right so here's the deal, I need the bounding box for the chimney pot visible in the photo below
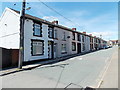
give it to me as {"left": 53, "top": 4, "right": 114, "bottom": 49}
{"left": 89, "top": 34, "right": 92, "bottom": 36}
{"left": 52, "top": 20, "right": 58, "bottom": 25}
{"left": 83, "top": 32, "right": 86, "bottom": 34}
{"left": 72, "top": 28, "right": 76, "bottom": 31}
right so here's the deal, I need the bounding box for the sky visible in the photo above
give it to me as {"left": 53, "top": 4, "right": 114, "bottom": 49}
{"left": 0, "top": 1, "right": 118, "bottom": 41}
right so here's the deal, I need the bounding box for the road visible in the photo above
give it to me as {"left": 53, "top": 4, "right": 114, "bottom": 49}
{"left": 2, "top": 46, "right": 118, "bottom": 88}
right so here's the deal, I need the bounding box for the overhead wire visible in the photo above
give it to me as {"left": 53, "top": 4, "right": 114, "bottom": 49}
{"left": 38, "top": 0, "right": 85, "bottom": 31}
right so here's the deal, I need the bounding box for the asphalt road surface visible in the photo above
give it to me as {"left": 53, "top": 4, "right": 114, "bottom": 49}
{"left": 2, "top": 46, "right": 118, "bottom": 88}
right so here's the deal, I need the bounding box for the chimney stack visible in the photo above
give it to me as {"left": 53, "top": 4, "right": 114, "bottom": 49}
{"left": 83, "top": 32, "right": 86, "bottom": 34}
{"left": 52, "top": 20, "right": 58, "bottom": 25}
{"left": 72, "top": 28, "right": 76, "bottom": 31}
{"left": 89, "top": 34, "right": 92, "bottom": 36}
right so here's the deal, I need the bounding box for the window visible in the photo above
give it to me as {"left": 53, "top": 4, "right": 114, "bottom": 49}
{"left": 48, "top": 26, "right": 54, "bottom": 38}
{"left": 92, "top": 38, "right": 93, "bottom": 42}
{"left": 90, "top": 37, "right": 91, "bottom": 42}
{"left": 82, "top": 43, "right": 85, "bottom": 51}
{"left": 61, "top": 44, "right": 67, "bottom": 53}
{"left": 31, "top": 40, "right": 44, "bottom": 56}
{"left": 72, "top": 32, "right": 75, "bottom": 40}
{"left": 77, "top": 34, "right": 81, "bottom": 41}
{"left": 90, "top": 37, "right": 93, "bottom": 43}
{"left": 94, "top": 38, "right": 96, "bottom": 42}
{"left": 96, "top": 39, "right": 98, "bottom": 43}
{"left": 100, "top": 40, "right": 101, "bottom": 43}
{"left": 33, "top": 23, "right": 42, "bottom": 37}
{"left": 54, "top": 29, "right": 57, "bottom": 39}
{"left": 72, "top": 42, "right": 76, "bottom": 51}
{"left": 82, "top": 35, "right": 84, "bottom": 42}
{"left": 62, "top": 32, "right": 66, "bottom": 40}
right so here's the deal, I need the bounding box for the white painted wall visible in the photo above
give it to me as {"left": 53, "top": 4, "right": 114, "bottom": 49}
{"left": 0, "top": 8, "right": 20, "bottom": 49}
{"left": 24, "top": 19, "right": 50, "bottom": 61}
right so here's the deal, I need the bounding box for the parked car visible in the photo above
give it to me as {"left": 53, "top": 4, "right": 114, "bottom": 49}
{"left": 107, "top": 46, "right": 109, "bottom": 48}
{"left": 109, "top": 45, "right": 112, "bottom": 48}
{"left": 103, "top": 46, "right": 108, "bottom": 49}
{"left": 107, "top": 45, "right": 112, "bottom": 48}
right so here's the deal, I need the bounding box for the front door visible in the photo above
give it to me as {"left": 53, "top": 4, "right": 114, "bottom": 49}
{"left": 48, "top": 41, "right": 54, "bottom": 59}
{"left": 77, "top": 43, "right": 81, "bottom": 54}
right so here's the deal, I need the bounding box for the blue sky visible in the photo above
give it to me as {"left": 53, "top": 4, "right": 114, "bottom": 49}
{"left": 0, "top": 2, "right": 118, "bottom": 40}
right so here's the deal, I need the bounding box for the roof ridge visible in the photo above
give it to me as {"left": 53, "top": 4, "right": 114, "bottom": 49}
{"left": 9, "top": 8, "right": 104, "bottom": 39}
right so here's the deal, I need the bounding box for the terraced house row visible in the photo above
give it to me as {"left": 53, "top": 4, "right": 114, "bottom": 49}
{"left": 0, "top": 8, "right": 107, "bottom": 66}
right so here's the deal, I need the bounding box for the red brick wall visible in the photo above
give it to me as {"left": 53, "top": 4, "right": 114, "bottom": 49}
{"left": 11, "top": 50, "right": 19, "bottom": 66}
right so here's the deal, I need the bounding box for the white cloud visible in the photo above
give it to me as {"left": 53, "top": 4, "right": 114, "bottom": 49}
{"left": 42, "top": 16, "right": 59, "bottom": 21}
{"left": 89, "top": 31, "right": 118, "bottom": 40}
{"left": 28, "top": 2, "right": 118, "bottom": 40}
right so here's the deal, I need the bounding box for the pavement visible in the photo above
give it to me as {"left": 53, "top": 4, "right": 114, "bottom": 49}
{"left": 99, "top": 46, "right": 118, "bottom": 88}
{"left": 1, "top": 46, "right": 118, "bottom": 88}
{"left": 1, "top": 53, "right": 81, "bottom": 76}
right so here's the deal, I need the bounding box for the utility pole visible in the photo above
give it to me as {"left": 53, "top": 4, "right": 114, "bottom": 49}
{"left": 18, "top": 0, "right": 26, "bottom": 69}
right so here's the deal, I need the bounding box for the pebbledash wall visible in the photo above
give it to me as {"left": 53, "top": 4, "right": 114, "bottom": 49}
{"left": 0, "top": 8, "right": 107, "bottom": 63}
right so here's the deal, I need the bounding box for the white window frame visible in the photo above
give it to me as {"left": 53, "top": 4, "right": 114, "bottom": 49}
{"left": 72, "top": 42, "right": 76, "bottom": 51}
{"left": 54, "top": 29, "right": 57, "bottom": 39}
{"left": 31, "top": 40, "right": 44, "bottom": 56}
{"left": 33, "top": 23, "right": 42, "bottom": 37}
{"left": 61, "top": 44, "right": 67, "bottom": 53}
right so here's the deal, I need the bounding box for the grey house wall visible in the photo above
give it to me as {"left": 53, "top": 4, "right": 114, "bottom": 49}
{"left": 54, "top": 27, "right": 72, "bottom": 58}
{"left": 53, "top": 27, "right": 84, "bottom": 58}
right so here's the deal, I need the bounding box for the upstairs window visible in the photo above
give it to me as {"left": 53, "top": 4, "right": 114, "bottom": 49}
{"left": 99, "top": 40, "right": 101, "bottom": 43}
{"left": 90, "top": 37, "right": 92, "bottom": 42}
{"left": 33, "top": 23, "right": 42, "bottom": 37}
{"left": 94, "top": 38, "right": 96, "bottom": 42}
{"left": 82, "top": 35, "right": 84, "bottom": 42}
{"left": 95, "top": 39, "right": 97, "bottom": 43}
{"left": 72, "top": 32, "right": 75, "bottom": 40}
{"left": 54, "top": 29, "right": 57, "bottom": 39}
{"left": 90, "top": 38, "right": 93, "bottom": 43}
{"left": 48, "top": 26, "right": 54, "bottom": 38}
{"left": 62, "top": 32, "right": 66, "bottom": 41}
{"left": 77, "top": 34, "right": 81, "bottom": 41}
